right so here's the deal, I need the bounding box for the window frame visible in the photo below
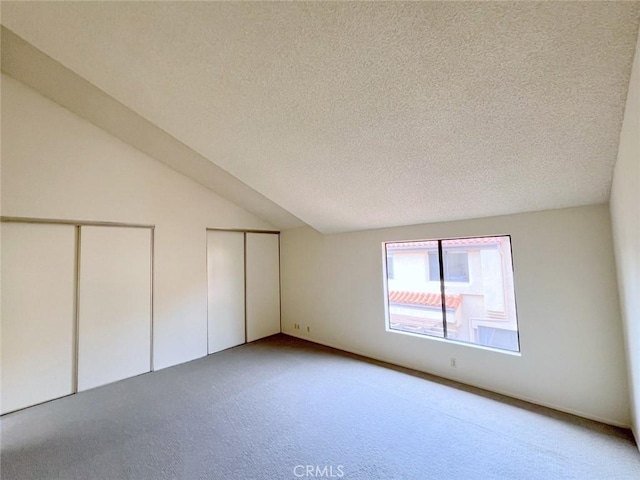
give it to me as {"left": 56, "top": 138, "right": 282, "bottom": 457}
{"left": 383, "top": 234, "right": 521, "bottom": 354}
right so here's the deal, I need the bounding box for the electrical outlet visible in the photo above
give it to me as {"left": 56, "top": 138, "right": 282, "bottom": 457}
{"left": 306, "top": 326, "right": 310, "bottom": 333}
{"left": 450, "top": 358, "right": 457, "bottom": 368}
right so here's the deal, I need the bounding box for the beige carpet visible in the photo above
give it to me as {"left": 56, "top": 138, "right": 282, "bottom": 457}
{"left": 1, "top": 334, "right": 638, "bottom": 479}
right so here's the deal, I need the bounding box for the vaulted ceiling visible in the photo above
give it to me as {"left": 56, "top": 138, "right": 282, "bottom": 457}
{"left": 2, "top": 2, "right": 639, "bottom": 233}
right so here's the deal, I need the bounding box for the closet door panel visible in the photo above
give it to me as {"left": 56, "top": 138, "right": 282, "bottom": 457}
{"left": 77, "top": 226, "right": 151, "bottom": 391}
{"left": 207, "top": 231, "right": 245, "bottom": 353}
{"left": 246, "top": 233, "right": 280, "bottom": 342}
{"left": 1, "top": 223, "right": 76, "bottom": 414}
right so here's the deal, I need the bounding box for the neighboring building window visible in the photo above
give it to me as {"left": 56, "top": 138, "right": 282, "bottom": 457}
{"left": 477, "top": 326, "right": 519, "bottom": 351}
{"left": 384, "top": 235, "right": 520, "bottom": 352}
{"left": 428, "top": 251, "right": 469, "bottom": 282}
{"left": 386, "top": 253, "right": 394, "bottom": 280}
{"left": 428, "top": 252, "right": 439, "bottom": 281}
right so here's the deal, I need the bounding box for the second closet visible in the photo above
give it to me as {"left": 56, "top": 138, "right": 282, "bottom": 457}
{"left": 206, "top": 230, "right": 280, "bottom": 354}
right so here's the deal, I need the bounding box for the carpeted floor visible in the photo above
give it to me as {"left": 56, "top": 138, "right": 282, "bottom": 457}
{"left": 1, "top": 334, "right": 639, "bottom": 479}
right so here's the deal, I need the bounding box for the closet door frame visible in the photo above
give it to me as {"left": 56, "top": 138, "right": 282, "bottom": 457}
{"left": 205, "top": 228, "right": 281, "bottom": 352}
{"left": 0, "top": 216, "right": 155, "bottom": 412}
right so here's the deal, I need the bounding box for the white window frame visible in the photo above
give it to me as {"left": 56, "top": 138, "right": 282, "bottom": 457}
{"left": 382, "top": 234, "right": 521, "bottom": 354}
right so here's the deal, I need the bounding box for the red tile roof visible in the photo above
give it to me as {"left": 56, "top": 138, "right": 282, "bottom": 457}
{"left": 388, "top": 291, "right": 463, "bottom": 310}
{"left": 389, "top": 240, "right": 438, "bottom": 249}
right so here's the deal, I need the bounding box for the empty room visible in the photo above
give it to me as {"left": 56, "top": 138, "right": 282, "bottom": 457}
{"left": 1, "top": 2, "right": 639, "bottom": 479}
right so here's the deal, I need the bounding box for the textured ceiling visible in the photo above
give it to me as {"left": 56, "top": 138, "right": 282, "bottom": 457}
{"left": 2, "top": 2, "right": 639, "bottom": 233}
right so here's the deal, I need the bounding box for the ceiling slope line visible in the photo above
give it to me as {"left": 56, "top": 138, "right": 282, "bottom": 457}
{"left": 0, "top": 26, "right": 305, "bottom": 230}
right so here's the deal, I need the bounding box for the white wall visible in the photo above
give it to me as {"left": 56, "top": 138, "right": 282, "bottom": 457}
{"left": 281, "top": 205, "right": 630, "bottom": 426}
{"left": 1, "top": 74, "right": 275, "bottom": 370}
{"left": 610, "top": 29, "right": 640, "bottom": 442}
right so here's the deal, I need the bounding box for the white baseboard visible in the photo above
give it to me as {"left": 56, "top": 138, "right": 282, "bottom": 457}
{"left": 632, "top": 425, "right": 639, "bottom": 452}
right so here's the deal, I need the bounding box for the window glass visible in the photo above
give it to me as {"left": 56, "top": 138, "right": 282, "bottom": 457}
{"left": 384, "top": 236, "right": 519, "bottom": 352}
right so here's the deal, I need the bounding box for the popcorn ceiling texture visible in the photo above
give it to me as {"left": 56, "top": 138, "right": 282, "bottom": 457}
{"left": 3, "top": 2, "right": 639, "bottom": 233}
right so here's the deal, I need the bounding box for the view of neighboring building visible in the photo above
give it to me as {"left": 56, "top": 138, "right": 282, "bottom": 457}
{"left": 385, "top": 235, "right": 519, "bottom": 352}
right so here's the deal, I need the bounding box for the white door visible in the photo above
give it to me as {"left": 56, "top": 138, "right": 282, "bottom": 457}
{"left": 207, "top": 230, "right": 245, "bottom": 353}
{"left": 1, "top": 223, "right": 76, "bottom": 414}
{"left": 77, "top": 226, "right": 152, "bottom": 391}
{"left": 246, "top": 233, "right": 281, "bottom": 342}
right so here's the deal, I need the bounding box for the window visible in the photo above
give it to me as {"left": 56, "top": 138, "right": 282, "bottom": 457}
{"left": 428, "top": 251, "right": 469, "bottom": 282}
{"left": 384, "top": 235, "right": 519, "bottom": 352}
{"left": 386, "top": 253, "right": 394, "bottom": 280}
{"left": 428, "top": 253, "right": 439, "bottom": 281}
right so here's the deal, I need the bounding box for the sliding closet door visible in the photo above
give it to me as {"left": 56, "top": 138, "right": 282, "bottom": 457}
{"left": 207, "top": 231, "right": 246, "bottom": 353}
{"left": 1, "top": 223, "right": 76, "bottom": 414}
{"left": 77, "top": 226, "right": 152, "bottom": 391}
{"left": 246, "top": 233, "right": 280, "bottom": 342}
